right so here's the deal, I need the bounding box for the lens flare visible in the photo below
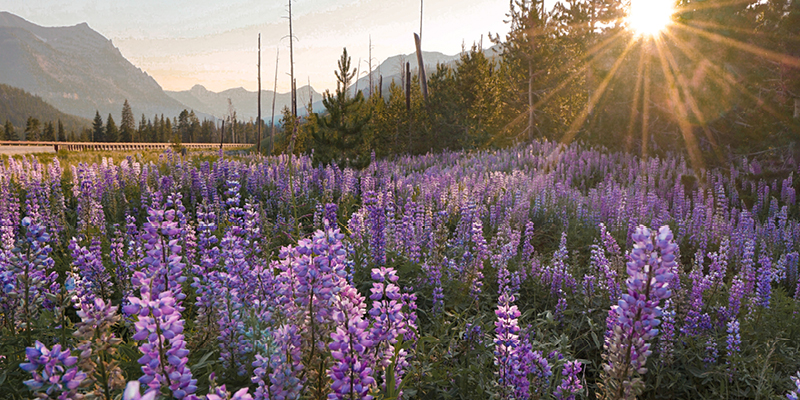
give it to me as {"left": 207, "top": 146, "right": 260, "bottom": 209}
{"left": 628, "top": 0, "right": 675, "bottom": 37}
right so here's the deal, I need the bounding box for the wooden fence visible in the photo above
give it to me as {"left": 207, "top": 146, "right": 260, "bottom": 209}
{"left": 0, "top": 141, "right": 249, "bottom": 152}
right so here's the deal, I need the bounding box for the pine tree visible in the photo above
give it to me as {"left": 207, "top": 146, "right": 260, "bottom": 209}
{"left": 106, "top": 114, "right": 118, "bottom": 142}
{"left": 139, "top": 114, "right": 148, "bottom": 142}
{"left": 164, "top": 117, "right": 172, "bottom": 143}
{"left": 25, "top": 117, "right": 41, "bottom": 141}
{"left": 57, "top": 120, "right": 66, "bottom": 141}
{"left": 313, "top": 47, "right": 372, "bottom": 166}
{"left": 92, "top": 111, "right": 105, "bottom": 142}
{"left": 120, "top": 99, "right": 135, "bottom": 142}
{"left": 2, "top": 120, "right": 12, "bottom": 141}
{"left": 41, "top": 121, "right": 55, "bottom": 141}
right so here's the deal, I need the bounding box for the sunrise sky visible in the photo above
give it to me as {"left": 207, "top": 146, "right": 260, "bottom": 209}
{"left": 0, "top": 0, "right": 549, "bottom": 93}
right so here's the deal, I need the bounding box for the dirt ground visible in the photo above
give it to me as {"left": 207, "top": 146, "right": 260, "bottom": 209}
{"left": 0, "top": 145, "right": 56, "bottom": 155}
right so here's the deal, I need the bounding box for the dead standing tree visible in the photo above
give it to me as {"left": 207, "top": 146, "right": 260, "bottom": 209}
{"left": 257, "top": 33, "right": 262, "bottom": 154}
{"left": 270, "top": 49, "right": 279, "bottom": 154}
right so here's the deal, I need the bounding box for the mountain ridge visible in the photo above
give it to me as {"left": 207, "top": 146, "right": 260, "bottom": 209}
{"left": 0, "top": 12, "right": 210, "bottom": 122}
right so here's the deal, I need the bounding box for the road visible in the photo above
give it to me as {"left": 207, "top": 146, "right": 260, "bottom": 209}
{"left": 0, "top": 146, "right": 56, "bottom": 155}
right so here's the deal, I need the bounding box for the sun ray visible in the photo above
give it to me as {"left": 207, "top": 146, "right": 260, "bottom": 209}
{"left": 653, "top": 37, "right": 705, "bottom": 174}
{"left": 500, "top": 30, "right": 630, "bottom": 139}
{"left": 674, "top": 0, "right": 759, "bottom": 14}
{"left": 664, "top": 28, "right": 788, "bottom": 123}
{"left": 642, "top": 55, "right": 651, "bottom": 160}
{"left": 629, "top": 0, "right": 675, "bottom": 37}
{"left": 559, "top": 38, "right": 638, "bottom": 146}
{"left": 626, "top": 44, "right": 647, "bottom": 153}
{"left": 656, "top": 37, "right": 724, "bottom": 163}
{"left": 674, "top": 23, "right": 800, "bottom": 69}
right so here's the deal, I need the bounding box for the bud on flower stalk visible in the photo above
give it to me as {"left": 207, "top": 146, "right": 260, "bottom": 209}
{"left": 601, "top": 225, "right": 676, "bottom": 400}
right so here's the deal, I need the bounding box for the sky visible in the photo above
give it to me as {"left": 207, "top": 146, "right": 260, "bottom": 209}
{"left": 0, "top": 0, "right": 543, "bottom": 93}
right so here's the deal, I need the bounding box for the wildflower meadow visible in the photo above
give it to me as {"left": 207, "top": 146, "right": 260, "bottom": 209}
{"left": 2, "top": 141, "right": 800, "bottom": 399}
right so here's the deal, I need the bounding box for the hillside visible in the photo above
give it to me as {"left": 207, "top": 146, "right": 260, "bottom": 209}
{"left": 0, "top": 83, "right": 90, "bottom": 135}
{"left": 0, "top": 12, "right": 209, "bottom": 121}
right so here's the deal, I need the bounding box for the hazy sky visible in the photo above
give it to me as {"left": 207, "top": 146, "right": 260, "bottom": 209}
{"left": 0, "top": 0, "right": 539, "bottom": 93}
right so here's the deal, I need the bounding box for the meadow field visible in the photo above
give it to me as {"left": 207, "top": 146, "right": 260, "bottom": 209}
{"left": 2, "top": 142, "right": 800, "bottom": 400}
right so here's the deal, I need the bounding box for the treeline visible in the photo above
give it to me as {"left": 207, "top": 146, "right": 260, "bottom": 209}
{"left": 273, "top": 0, "right": 800, "bottom": 167}
{"left": 3, "top": 97, "right": 267, "bottom": 144}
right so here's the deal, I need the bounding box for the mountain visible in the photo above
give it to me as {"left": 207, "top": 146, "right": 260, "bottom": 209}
{"left": 0, "top": 12, "right": 209, "bottom": 122}
{"left": 167, "top": 47, "right": 502, "bottom": 121}
{"left": 166, "top": 84, "right": 323, "bottom": 122}
{"left": 0, "top": 83, "right": 90, "bottom": 134}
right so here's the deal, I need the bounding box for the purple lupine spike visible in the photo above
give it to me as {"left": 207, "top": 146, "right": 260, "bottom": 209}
{"left": 726, "top": 319, "right": 741, "bottom": 363}
{"left": 20, "top": 341, "right": 87, "bottom": 398}
{"left": 787, "top": 373, "right": 800, "bottom": 400}
{"left": 368, "top": 266, "right": 409, "bottom": 389}
{"left": 554, "top": 361, "right": 583, "bottom": 400}
{"left": 328, "top": 286, "right": 375, "bottom": 400}
{"left": 364, "top": 191, "right": 386, "bottom": 266}
{"left": 757, "top": 244, "right": 773, "bottom": 309}
{"left": 494, "top": 290, "right": 526, "bottom": 400}
{"left": 469, "top": 217, "right": 489, "bottom": 302}
{"left": 269, "top": 324, "right": 304, "bottom": 400}
{"left": 602, "top": 225, "right": 676, "bottom": 399}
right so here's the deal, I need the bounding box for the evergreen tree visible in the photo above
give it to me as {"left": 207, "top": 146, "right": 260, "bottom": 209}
{"left": 2, "top": 120, "right": 12, "bottom": 141}
{"left": 312, "top": 47, "right": 372, "bottom": 166}
{"left": 120, "top": 99, "right": 135, "bottom": 142}
{"left": 92, "top": 111, "right": 105, "bottom": 142}
{"left": 106, "top": 114, "right": 118, "bottom": 142}
{"left": 139, "top": 114, "right": 148, "bottom": 142}
{"left": 57, "top": 120, "right": 66, "bottom": 141}
{"left": 41, "top": 121, "right": 55, "bottom": 141}
{"left": 178, "top": 109, "right": 190, "bottom": 143}
{"left": 189, "top": 111, "right": 200, "bottom": 143}
{"left": 24, "top": 117, "right": 40, "bottom": 141}
{"left": 164, "top": 116, "right": 172, "bottom": 143}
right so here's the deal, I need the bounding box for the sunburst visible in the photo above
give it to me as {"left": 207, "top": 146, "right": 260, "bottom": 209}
{"left": 628, "top": 0, "right": 676, "bottom": 37}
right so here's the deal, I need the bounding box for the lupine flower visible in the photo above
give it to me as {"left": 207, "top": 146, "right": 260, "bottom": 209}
{"left": 364, "top": 191, "right": 386, "bottom": 266}
{"left": 602, "top": 225, "right": 676, "bottom": 399}
{"left": 787, "top": 373, "right": 800, "bottom": 400}
{"left": 726, "top": 319, "right": 741, "bottom": 361}
{"left": 369, "top": 266, "right": 409, "bottom": 389}
{"left": 74, "top": 297, "right": 126, "bottom": 397}
{"left": 554, "top": 361, "right": 583, "bottom": 400}
{"left": 757, "top": 245, "right": 772, "bottom": 309}
{"left": 494, "top": 290, "right": 528, "bottom": 400}
{"left": 703, "top": 336, "right": 718, "bottom": 367}
{"left": 329, "top": 318, "right": 375, "bottom": 400}
{"left": 20, "top": 340, "right": 87, "bottom": 399}
{"left": 123, "top": 381, "right": 157, "bottom": 400}
{"left": 268, "top": 324, "right": 304, "bottom": 400}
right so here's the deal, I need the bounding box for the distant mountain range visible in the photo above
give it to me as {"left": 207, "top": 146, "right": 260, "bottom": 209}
{"left": 165, "top": 49, "right": 499, "bottom": 122}
{"left": 0, "top": 11, "right": 500, "bottom": 128}
{"left": 0, "top": 12, "right": 210, "bottom": 122}
{"left": 166, "top": 84, "right": 323, "bottom": 123}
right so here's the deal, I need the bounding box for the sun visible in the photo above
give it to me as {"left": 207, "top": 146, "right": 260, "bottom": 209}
{"left": 628, "top": 0, "right": 676, "bottom": 37}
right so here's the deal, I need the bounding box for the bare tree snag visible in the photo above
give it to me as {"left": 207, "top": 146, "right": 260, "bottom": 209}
{"left": 414, "top": 33, "right": 428, "bottom": 102}
{"left": 270, "top": 49, "right": 279, "bottom": 154}
{"left": 257, "top": 33, "right": 262, "bottom": 154}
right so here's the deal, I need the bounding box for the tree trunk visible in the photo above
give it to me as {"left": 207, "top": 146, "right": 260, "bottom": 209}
{"left": 257, "top": 34, "right": 262, "bottom": 154}
{"left": 795, "top": 98, "right": 800, "bottom": 119}
{"left": 270, "top": 49, "right": 279, "bottom": 154}
{"left": 414, "top": 33, "right": 428, "bottom": 102}
{"left": 219, "top": 120, "right": 224, "bottom": 150}
{"left": 406, "top": 62, "right": 411, "bottom": 111}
